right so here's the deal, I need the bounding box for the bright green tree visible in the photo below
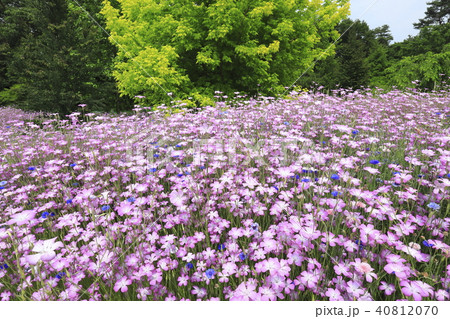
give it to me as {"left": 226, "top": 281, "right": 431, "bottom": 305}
{"left": 385, "top": 0, "right": 450, "bottom": 90}
{"left": 385, "top": 45, "right": 450, "bottom": 89}
{"left": 101, "top": 0, "right": 349, "bottom": 106}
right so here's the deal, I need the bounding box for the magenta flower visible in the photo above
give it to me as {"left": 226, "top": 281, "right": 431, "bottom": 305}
{"left": 114, "top": 276, "right": 132, "bottom": 293}
{"left": 384, "top": 262, "right": 410, "bottom": 279}
{"left": 25, "top": 237, "right": 64, "bottom": 265}
{"left": 400, "top": 281, "right": 424, "bottom": 301}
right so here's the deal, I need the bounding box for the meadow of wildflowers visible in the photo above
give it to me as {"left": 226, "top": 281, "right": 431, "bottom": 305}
{"left": 0, "top": 89, "right": 449, "bottom": 301}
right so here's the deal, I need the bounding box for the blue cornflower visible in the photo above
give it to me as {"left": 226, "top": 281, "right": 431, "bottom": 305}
{"left": 101, "top": 205, "right": 110, "bottom": 211}
{"left": 0, "top": 187, "right": 4, "bottom": 190}
{"left": 149, "top": 168, "right": 157, "bottom": 173}
{"left": 301, "top": 178, "right": 310, "bottom": 182}
{"left": 392, "top": 182, "right": 401, "bottom": 187}
{"left": 331, "top": 174, "right": 340, "bottom": 180}
{"left": 176, "top": 144, "right": 182, "bottom": 148}
{"left": 284, "top": 121, "right": 290, "bottom": 125}
{"left": 41, "top": 212, "right": 50, "bottom": 219}
{"left": 376, "top": 178, "right": 384, "bottom": 183}
{"left": 55, "top": 272, "right": 66, "bottom": 279}
{"left": 272, "top": 186, "right": 279, "bottom": 191}
{"left": 50, "top": 213, "right": 55, "bottom": 217}
{"left": 177, "top": 173, "right": 184, "bottom": 177}
{"left": 331, "top": 191, "right": 339, "bottom": 197}
{"left": 239, "top": 253, "right": 246, "bottom": 261}
{"left": 447, "top": 173, "right": 450, "bottom": 178}
{"left": 186, "top": 262, "right": 194, "bottom": 270}
{"left": 69, "top": 163, "right": 76, "bottom": 168}
{"left": 427, "top": 202, "right": 440, "bottom": 210}
{"left": 217, "top": 244, "right": 226, "bottom": 251}
{"left": 205, "top": 269, "right": 216, "bottom": 279}
{"left": 418, "top": 174, "right": 424, "bottom": 178}
{"left": 0, "top": 263, "right": 8, "bottom": 270}
{"left": 199, "top": 166, "right": 205, "bottom": 170}
{"left": 369, "top": 160, "right": 380, "bottom": 165}
{"left": 6, "top": 126, "right": 10, "bottom": 129}
{"left": 393, "top": 172, "right": 401, "bottom": 175}
{"left": 72, "top": 182, "right": 79, "bottom": 186}
{"left": 251, "top": 222, "right": 259, "bottom": 231}
{"left": 127, "top": 197, "right": 136, "bottom": 203}
{"left": 28, "top": 167, "right": 35, "bottom": 171}
{"left": 352, "top": 130, "right": 359, "bottom": 135}
{"left": 365, "top": 148, "right": 370, "bottom": 151}
{"left": 0, "top": 181, "right": 7, "bottom": 186}
{"left": 355, "top": 240, "right": 365, "bottom": 249}
{"left": 435, "top": 112, "right": 441, "bottom": 115}
{"left": 153, "top": 154, "right": 159, "bottom": 158}
{"left": 66, "top": 199, "right": 73, "bottom": 204}
{"left": 422, "top": 240, "right": 434, "bottom": 248}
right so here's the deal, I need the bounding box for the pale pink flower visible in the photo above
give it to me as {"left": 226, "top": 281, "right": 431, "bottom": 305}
{"left": 230, "top": 281, "right": 260, "bottom": 301}
{"left": 169, "top": 190, "right": 187, "bottom": 207}
{"left": 351, "top": 258, "right": 377, "bottom": 282}
{"left": 25, "top": 237, "right": 64, "bottom": 265}
{"left": 8, "top": 210, "right": 36, "bottom": 226}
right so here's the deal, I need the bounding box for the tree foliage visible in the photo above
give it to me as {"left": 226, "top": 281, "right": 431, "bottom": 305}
{"left": 101, "top": 0, "right": 349, "bottom": 106}
{"left": 297, "top": 19, "right": 392, "bottom": 90}
{"left": 414, "top": 0, "right": 450, "bottom": 29}
{"left": 0, "top": 0, "right": 131, "bottom": 114}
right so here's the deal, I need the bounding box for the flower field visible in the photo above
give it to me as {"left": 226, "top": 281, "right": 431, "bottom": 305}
{"left": 0, "top": 89, "right": 449, "bottom": 301}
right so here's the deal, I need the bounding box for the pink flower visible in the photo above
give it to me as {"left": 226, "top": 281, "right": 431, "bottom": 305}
{"left": 325, "top": 288, "right": 344, "bottom": 301}
{"left": 299, "top": 271, "right": 318, "bottom": 289}
{"left": 8, "top": 210, "right": 36, "bottom": 226}
{"left": 346, "top": 280, "right": 365, "bottom": 298}
{"left": 116, "top": 201, "right": 134, "bottom": 216}
{"left": 384, "top": 262, "right": 410, "bottom": 279}
{"left": 379, "top": 281, "right": 395, "bottom": 296}
{"left": 351, "top": 258, "right": 377, "bottom": 282}
{"left": 230, "top": 281, "right": 260, "bottom": 301}
{"left": 114, "top": 276, "right": 132, "bottom": 293}
{"left": 334, "top": 262, "right": 351, "bottom": 277}
{"left": 435, "top": 289, "right": 449, "bottom": 301}
{"left": 169, "top": 190, "right": 187, "bottom": 207}
{"left": 177, "top": 275, "right": 189, "bottom": 287}
{"left": 364, "top": 167, "right": 380, "bottom": 174}
{"left": 400, "top": 281, "right": 424, "bottom": 301}
{"left": 25, "top": 237, "right": 64, "bottom": 265}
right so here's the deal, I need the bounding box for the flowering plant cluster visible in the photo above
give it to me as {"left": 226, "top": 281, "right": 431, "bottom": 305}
{"left": 0, "top": 89, "right": 449, "bottom": 301}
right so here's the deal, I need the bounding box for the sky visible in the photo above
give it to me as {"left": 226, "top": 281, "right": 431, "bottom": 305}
{"left": 349, "top": 0, "right": 429, "bottom": 43}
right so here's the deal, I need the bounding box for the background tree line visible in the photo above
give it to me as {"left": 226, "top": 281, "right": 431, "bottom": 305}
{"left": 0, "top": 0, "right": 448, "bottom": 115}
